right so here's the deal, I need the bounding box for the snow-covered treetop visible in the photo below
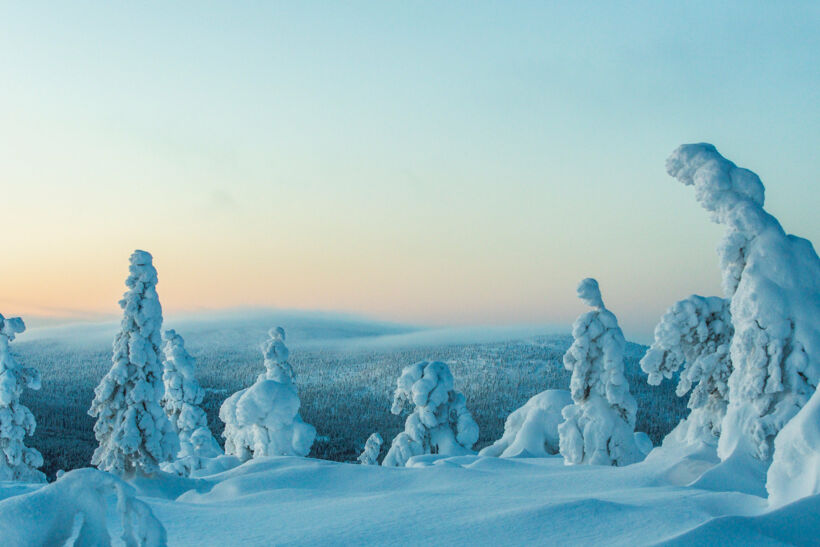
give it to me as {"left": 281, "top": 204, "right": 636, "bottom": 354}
{"left": 119, "top": 249, "right": 162, "bottom": 334}
{"left": 577, "top": 278, "right": 604, "bottom": 309}
{"left": 666, "top": 143, "right": 773, "bottom": 296}
{"left": 0, "top": 314, "right": 39, "bottom": 402}
{"left": 0, "top": 315, "right": 25, "bottom": 343}
{"left": 261, "top": 327, "right": 294, "bottom": 383}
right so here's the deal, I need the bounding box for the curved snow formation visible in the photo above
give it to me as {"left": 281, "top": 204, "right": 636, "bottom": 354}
{"left": 480, "top": 390, "right": 571, "bottom": 458}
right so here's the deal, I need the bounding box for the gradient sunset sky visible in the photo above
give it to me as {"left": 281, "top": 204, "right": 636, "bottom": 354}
{"left": 1, "top": 2, "right": 818, "bottom": 341}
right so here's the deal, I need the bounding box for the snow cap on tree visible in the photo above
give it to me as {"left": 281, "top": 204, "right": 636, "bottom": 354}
{"left": 577, "top": 278, "right": 604, "bottom": 308}
{"left": 219, "top": 327, "right": 315, "bottom": 461}
{"left": 641, "top": 295, "right": 733, "bottom": 445}
{"left": 88, "top": 250, "right": 179, "bottom": 475}
{"left": 382, "top": 361, "right": 479, "bottom": 467}
{"left": 0, "top": 314, "right": 45, "bottom": 482}
{"left": 667, "top": 144, "right": 820, "bottom": 463}
{"left": 558, "top": 278, "right": 644, "bottom": 466}
{"left": 358, "top": 432, "right": 383, "bottom": 465}
{"left": 160, "top": 329, "right": 222, "bottom": 476}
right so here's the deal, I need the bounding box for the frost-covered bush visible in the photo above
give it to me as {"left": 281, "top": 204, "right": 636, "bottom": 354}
{"left": 88, "top": 250, "right": 179, "bottom": 476}
{"left": 160, "top": 329, "right": 221, "bottom": 476}
{"left": 0, "top": 314, "right": 45, "bottom": 482}
{"left": 382, "top": 360, "right": 479, "bottom": 467}
{"left": 766, "top": 387, "right": 820, "bottom": 506}
{"left": 0, "top": 467, "right": 165, "bottom": 546}
{"left": 219, "top": 327, "right": 315, "bottom": 460}
{"left": 641, "top": 295, "right": 732, "bottom": 446}
{"left": 479, "top": 389, "right": 571, "bottom": 458}
{"left": 667, "top": 144, "right": 820, "bottom": 462}
{"left": 558, "top": 279, "right": 643, "bottom": 466}
{"left": 358, "top": 432, "right": 383, "bottom": 465}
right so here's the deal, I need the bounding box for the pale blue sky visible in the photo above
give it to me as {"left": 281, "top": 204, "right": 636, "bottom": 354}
{"left": 1, "top": 2, "right": 818, "bottom": 341}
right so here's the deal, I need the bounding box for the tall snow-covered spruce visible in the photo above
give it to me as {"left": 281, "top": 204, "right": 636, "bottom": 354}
{"left": 0, "top": 314, "right": 45, "bottom": 482}
{"left": 558, "top": 278, "right": 644, "bottom": 466}
{"left": 88, "top": 250, "right": 179, "bottom": 476}
{"left": 641, "top": 295, "right": 733, "bottom": 446}
{"left": 160, "top": 329, "right": 222, "bottom": 476}
{"left": 382, "top": 361, "right": 478, "bottom": 467}
{"left": 667, "top": 144, "right": 820, "bottom": 464}
{"left": 219, "top": 327, "right": 315, "bottom": 460}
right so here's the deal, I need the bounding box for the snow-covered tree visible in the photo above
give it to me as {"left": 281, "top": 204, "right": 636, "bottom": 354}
{"left": 88, "top": 250, "right": 179, "bottom": 476}
{"left": 0, "top": 314, "right": 45, "bottom": 482}
{"left": 479, "top": 390, "right": 572, "bottom": 458}
{"left": 641, "top": 295, "right": 733, "bottom": 445}
{"left": 667, "top": 144, "right": 820, "bottom": 463}
{"left": 382, "top": 361, "right": 479, "bottom": 467}
{"left": 558, "top": 278, "right": 643, "bottom": 466}
{"left": 358, "top": 432, "right": 383, "bottom": 465}
{"left": 219, "top": 327, "right": 315, "bottom": 461}
{"left": 160, "top": 329, "right": 222, "bottom": 476}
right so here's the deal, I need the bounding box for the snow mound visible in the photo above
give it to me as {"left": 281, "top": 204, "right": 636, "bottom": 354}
{"left": 659, "top": 493, "right": 820, "bottom": 546}
{"left": 767, "top": 387, "right": 820, "bottom": 506}
{"left": 0, "top": 467, "right": 165, "bottom": 546}
{"left": 383, "top": 361, "right": 479, "bottom": 466}
{"left": 479, "top": 389, "right": 571, "bottom": 458}
{"left": 219, "top": 327, "right": 315, "bottom": 460}
{"left": 667, "top": 144, "right": 820, "bottom": 463}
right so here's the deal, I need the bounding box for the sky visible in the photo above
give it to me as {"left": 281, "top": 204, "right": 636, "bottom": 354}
{"left": 1, "top": 2, "right": 818, "bottom": 342}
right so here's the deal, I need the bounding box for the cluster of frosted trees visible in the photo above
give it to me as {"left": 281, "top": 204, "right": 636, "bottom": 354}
{"left": 2, "top": 144, "right": 817, "bottom": 508}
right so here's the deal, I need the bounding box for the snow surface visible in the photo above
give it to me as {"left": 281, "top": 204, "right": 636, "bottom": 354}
{"left": 4, "top": 452, "right": 818, "bottom": 545}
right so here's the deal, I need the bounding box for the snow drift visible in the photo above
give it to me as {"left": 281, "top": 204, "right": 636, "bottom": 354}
{"left": 0, "top": 467, "right": 165, "bottom": 546}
